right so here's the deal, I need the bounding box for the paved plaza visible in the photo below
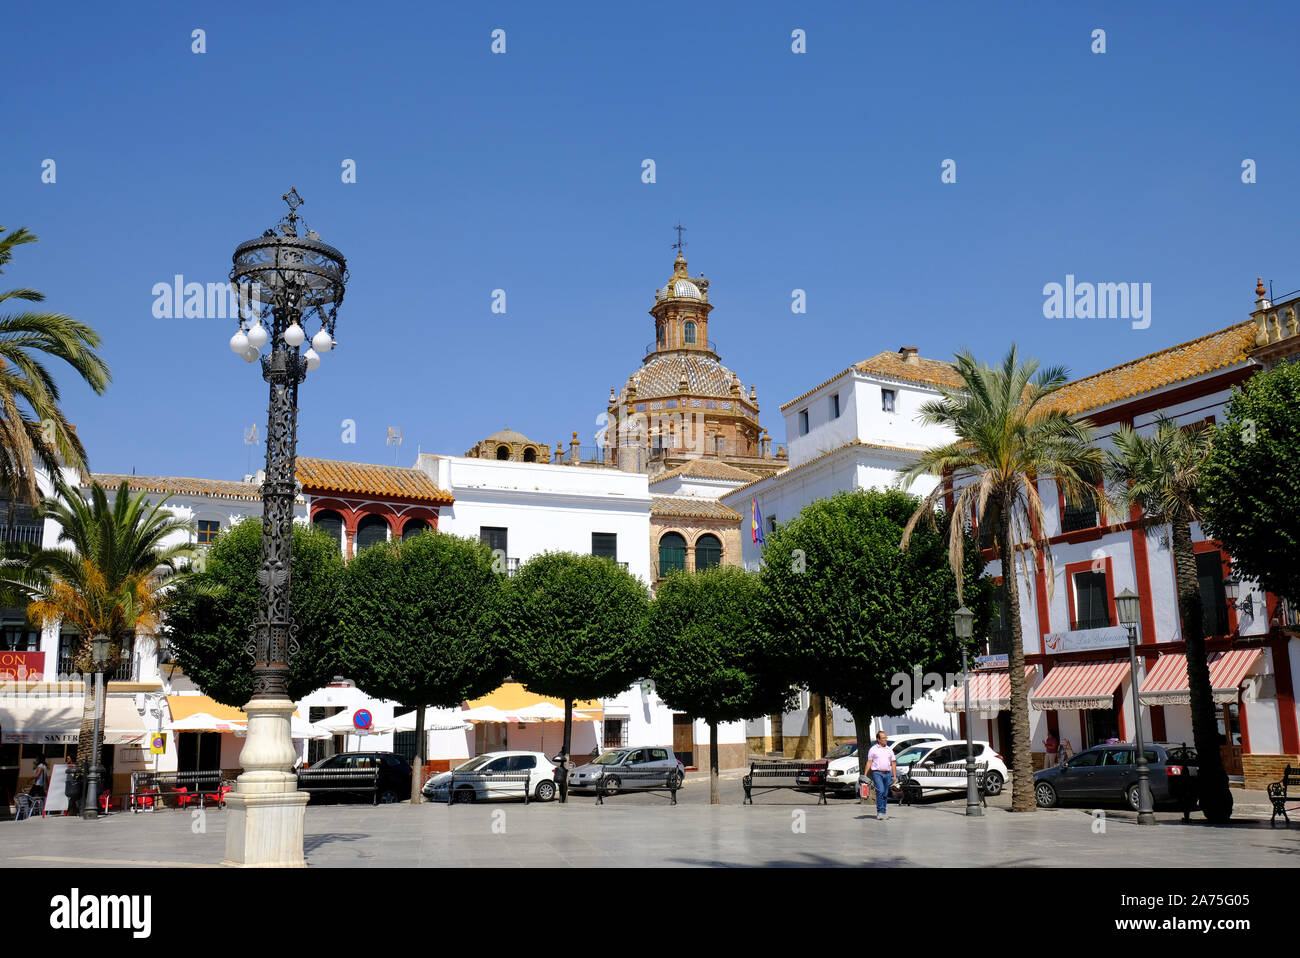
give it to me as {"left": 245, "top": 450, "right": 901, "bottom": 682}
{"left": 4, "top": 774, "right": 1296, "bottom": 868}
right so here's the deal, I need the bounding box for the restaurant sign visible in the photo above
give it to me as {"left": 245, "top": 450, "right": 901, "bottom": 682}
{"left": 1043, "top": 626, "right": 1129, "bottom": 654}
{"left": 0, "top": 651, "right": 44, "bottom": 681}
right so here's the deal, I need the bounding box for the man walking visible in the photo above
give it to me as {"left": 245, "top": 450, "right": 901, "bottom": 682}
{"left": 866, "top": 731, "right": 897, "bottom": 821}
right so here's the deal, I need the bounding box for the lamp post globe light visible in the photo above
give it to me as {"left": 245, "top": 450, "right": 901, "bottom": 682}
{"left": 1116, "top": 587, "right": 1156, "bottom": 826}
{"left": 222, "top": 189, "right": 347, "bottom": 867}
{"left": 80, "top": 633, "right": 111, "bottom": 820}
{"left": 953, "top": 605, "right": 981, "bottom": 818}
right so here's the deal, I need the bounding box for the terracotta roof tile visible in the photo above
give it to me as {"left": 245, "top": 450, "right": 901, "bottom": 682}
{"left": 1044, "top": 321, "right": 1257, "bottom": 415}
{"left": 650, "top": 496, "right": 742, "bottom": 521}
{"left": 724, "top": 440, "right": 922, "bottom": 498}
{"left": 781, "top": 350, "right": 962, "bottom": 411}
{"left": 296, "top": 457, "right": 454, "bottom": 505}
{"left": 649, "top": 459, "right": 760, "bottom": 484}
{"left": 89, "top": 474, "right": 262, "bottom": 501}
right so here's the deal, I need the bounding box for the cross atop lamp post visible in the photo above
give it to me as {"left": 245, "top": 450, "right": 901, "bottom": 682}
{"left": 222, "top": 190, "right": 348, "bottom": 867}
{"left": 953, "top": 605, "right": 981, "bottom": 818}
{"left": 1116, "top": 587, "right": 1156, "bottom": 825}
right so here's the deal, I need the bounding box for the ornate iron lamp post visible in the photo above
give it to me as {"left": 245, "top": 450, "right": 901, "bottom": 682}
{"left": 1116, "top": 587, "right": 1156, "bottom": 825}
{"left": 222, "top": 189, "right": 347, "bottom": 867}
{"left": 953, "top": 606, "right": 981, "bottom": 818}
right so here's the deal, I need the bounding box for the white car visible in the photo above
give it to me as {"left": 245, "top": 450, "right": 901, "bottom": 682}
{"left": 850, "top": 734, "right": 947, "bottom": 792}
{"left": 806, "top": 734, "right": 948, "bottom": 794}
{"left": 423, "top": 751, "right": 558, "bottom": 803}
{"left": 891, "top": 739, "right": 1010, "bottom": 796}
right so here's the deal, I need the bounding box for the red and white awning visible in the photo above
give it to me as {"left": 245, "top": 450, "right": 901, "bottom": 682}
{"left": 943, "top": 666, "right": 1037, "bottom": 713}
{"left": 1030, "top": 660, "right": 1129, "bottom": 710}
{"left": 1138, "top": 649, "right": 1263, "bottom": 706}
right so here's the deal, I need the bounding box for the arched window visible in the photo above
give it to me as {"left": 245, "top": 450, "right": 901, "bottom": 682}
{"left": 657, "top": 326, "right": 665, "bottom": 346}
{"left": 684, "top": 321, "right": 697, "bottom": 344}
{"left": 658, "top": 532, "right": 687, "bottom": 576}
{"left": 496, "top": 445, "right": 511, "bottom": 460}
{"left": 402, "top": 519, "right": 430, "bottom": 540}
{"left": 695, "top": 534, "right": 722, "bottom": 570}
{"left": 356, "top": 514, "right": 389, "bottom": 551}
{"left": 313, "top": 510, "right": 343, "bottom": 550}
{"left": 523, "top": 447, "right": 537, "bottom": 462}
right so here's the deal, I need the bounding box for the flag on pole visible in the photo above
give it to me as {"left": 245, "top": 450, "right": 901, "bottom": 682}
{"left": 752, "top": 497, "right": 766, "bottom": 546}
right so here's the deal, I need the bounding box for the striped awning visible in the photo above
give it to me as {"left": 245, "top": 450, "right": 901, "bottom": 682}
{"left": 1139, "top": 649, "right": 1263, "bottom": 707}
{"left": 1030, "top": 660, "right": 1129, "bottom": 710}
{"left": 943, "top": 666, "right": 1038, "bottom": 713}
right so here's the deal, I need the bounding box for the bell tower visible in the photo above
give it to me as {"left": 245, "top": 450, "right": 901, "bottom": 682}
{"left": 649, "top": 252, "right": 715, "bottom": 357}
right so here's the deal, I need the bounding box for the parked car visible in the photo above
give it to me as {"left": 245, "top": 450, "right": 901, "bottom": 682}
{"left": 423, "top": 751, "right": 557, "bottom": 803}
{"left": 848, "top": 734, "right": 949, "bottom": 796}
{"left": 1033, "top": 743, "right": 1200, "bottom": 812}
{"left": 568, "top": 746, "right": 684, "bottom": 794}
{"left": 877, "top": 739, "right": 1010, "bottom": 796}
{"left": 302, "top": 751, "right": 412, "bottom": 804}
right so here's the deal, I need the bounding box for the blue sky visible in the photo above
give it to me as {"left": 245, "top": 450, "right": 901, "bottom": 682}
{"left": 4, "top": 1, "right": 1297, "bottom": 480}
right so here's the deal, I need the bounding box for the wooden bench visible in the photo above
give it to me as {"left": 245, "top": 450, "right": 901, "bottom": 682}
{"left": 442, "top": 769, "right": 533, "bottom": 805}
{"left": 130, "top": 771, "right": 228, "bottom": 812}
{"left": 594, "top": 766, "right": 681, "bottom": 805}
{"left": 296, "top": 767, "right": 382, "bottom": 804}
{"left": 1268, "top": 764, "right": 1300, "bottom": 827}
{"left": 743, "top": 760, "right": 828, "bottom": 805}
{"left": 900, "top": 761, "right": 989, "bottom": 807}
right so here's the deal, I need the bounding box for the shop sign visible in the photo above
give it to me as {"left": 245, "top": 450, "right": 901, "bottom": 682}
{"left": 1044, "top": 626, "right": 1129, "bottom": 654}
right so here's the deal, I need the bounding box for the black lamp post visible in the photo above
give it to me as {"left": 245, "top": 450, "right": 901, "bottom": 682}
{"left": 222, "top": 190, "right": 347, "bottom": 866}
{"left": 953, "top": 605, "right": 981, "bottom": 818}
{"left": 1116, "top": 588, "right": 1156, "bottom": 825}
{"left": 81, "top": 633, "right": 110, "bottom": 820}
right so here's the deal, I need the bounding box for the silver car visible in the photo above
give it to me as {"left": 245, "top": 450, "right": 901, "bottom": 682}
{"left": 568, "top": 746, "right": 685, "bottom": 794}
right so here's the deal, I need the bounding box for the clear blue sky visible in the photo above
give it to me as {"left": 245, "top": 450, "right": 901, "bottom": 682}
{"left": 5, "top": 1, "right": 1297, "bottom": 480}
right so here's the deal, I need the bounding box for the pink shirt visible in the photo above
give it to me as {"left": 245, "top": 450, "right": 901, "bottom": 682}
{"left": 866, "top": 744, "right": 895, "bottom": 771}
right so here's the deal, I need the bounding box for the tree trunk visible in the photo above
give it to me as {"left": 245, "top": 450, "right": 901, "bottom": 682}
{"left": 852, "top": 709, "right": 872, "bottom": 804}
{"left": 410, "top": 704, "right": 426, "bottom": 803}
{"left": 559, "top": 696, "right": 573, "bottom": 804}
{"left": 1171, "top": 519, "right": 1233, "bottom": 822}
{"left": 72, "top": 675, "right": 95, "bottom": 815}
{"left": 1001, "top": 495, "right": 1035, "bottom": 812}
{"left": 709, "top": 719, "right": 719, "bottom": 805}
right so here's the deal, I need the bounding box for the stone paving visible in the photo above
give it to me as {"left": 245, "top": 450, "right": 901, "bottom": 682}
{"left": 3, "top": 778, "right": 1296, "bottom": 868}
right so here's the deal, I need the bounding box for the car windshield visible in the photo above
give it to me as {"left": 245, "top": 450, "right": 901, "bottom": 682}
{"left": 825, "top": 744, "right": 857, "bottom": 759}
{"left": 454, "top": 755, "right": 493, "bottom": 772}
{"left": 894, "top": 746, "right": 929, "bottom": 764}
{"left": 593, "top": 751, "right": 629, "bottom": 766}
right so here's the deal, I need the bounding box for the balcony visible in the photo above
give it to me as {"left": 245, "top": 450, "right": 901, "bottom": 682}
{"left": 1061, "top": 503, "right": 1099, "bottom": 533}
{"left": 58, "top": 653, "right": 134, "bottom": 682}
{"left": 985, "top": 628, "right": 1012, "bottom": 656}
{"left": 644, "top": 339, "right": 717, "bottom": 359}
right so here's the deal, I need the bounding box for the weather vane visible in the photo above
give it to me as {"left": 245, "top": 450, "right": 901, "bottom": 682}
{"left": 672, "top": 223, "right": 687, "bottom": 254}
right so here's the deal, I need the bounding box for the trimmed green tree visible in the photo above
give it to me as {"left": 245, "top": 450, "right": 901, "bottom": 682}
{"left": 496, "top": 552, "right": 650, "bottom": 801}
{"left": 1202, "top": 361, "right": 1300, "bottom": 605}
{"left": 647, "top": 566, "right": 794, "bottom": 804}
{"left": 335, "top": 530, "right": 506, "bottom": 801}
{"left": 164, "top": 518, "right": 345, "bottom": 706}
{"left": 761, "top": 488, "right": 988, "bottom": 796}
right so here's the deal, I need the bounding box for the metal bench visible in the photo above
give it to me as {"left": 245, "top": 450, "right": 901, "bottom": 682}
{"left": 443, "top": 770, "right": 532, "bottom": 805}
{"left": 743, "top": 760, "right": 829, "bottom": 805}
{"left": 295, "top": 767, "right": 382, "bottom": 804}
{"left": 130, "top": 771, "right": 228, "bottom": 812}
{"left": 1268, "top": 764, "right": 1300, "bottom": 827}
{"left": 594, "top": 766, "right": 681, "bottom": 805}
{"left": 14, "top": 793, "right": 43, "bottom": 821}
{"left": 900, "top": 761, "right": 989, "bottom": 806}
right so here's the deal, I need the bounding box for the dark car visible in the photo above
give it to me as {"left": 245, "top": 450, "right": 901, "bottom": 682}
{"left": 1033, "top": 743, "right": 1199, "bottom": 812}
{"left": 300, "top": 751, "right": 412, "bottom": 804}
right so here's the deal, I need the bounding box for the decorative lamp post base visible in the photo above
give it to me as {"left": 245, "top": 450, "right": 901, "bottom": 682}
{"left": 221, "top": 698, "right": 308, "bottom": 867}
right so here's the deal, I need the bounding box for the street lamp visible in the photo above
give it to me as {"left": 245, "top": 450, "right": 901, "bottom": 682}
{"left": 953, "top": 605, "right": 981, "bottom": 818}
{"left": 81, "top": 633, "right": 111, "bottom": 819}
{"left": 1115, "top": 588, "right": 1156, "bottom": 825}
{"left": 1223, "top": 577, "right": 1254, "bottom": 621}
{"left": 222, "top": 189, "right": 348, "bottom": 867}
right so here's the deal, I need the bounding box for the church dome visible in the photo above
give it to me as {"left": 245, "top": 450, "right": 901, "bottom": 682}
{"left": 616, "top": 353, "right": 739, "bottom": 404}
{"left": 485, "top": 427, "right": 530, "bottom": 443}
{"left": 660, "top": 278, "right": 703, "bottom": 300}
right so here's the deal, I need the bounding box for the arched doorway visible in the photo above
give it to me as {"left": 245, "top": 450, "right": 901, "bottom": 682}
{"left": 658, "top": 532, "right": 687, "bottom": 576}
{"left": 356, "top": 514, "right": 390, "bottom": 552}
{"left": 695, "top": 533, "right": 722, "bottom": 570}
{"left": 313, "top": 510, "right": 344, "bottom": 551}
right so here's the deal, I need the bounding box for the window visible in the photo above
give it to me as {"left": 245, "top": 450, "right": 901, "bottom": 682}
{"left": 658, "top": 532, "right": 687, "bottom": 575}
{"left": 603, "top": 718, "right": 628, "bottom": 748}
{"left": 977, "top": 504, "right": 999, "bottom": 552}
{"left": 1105, "top": 749, "right": 1133, "bottom": 766}
{"left": 0, "top": 618, "right": 38, "bottom": 652}
{"left": 881, "top": 389, "right": 896, "bottom": 413}
{"left": 767, "top": 515, "right": 777, "bottom": 535}
{"left": 1072, "top": 570, "right": 1111, "bottom": 629}
{"left": 1061, "top": 471, "right": 1101, "bottom": 532}
{"left": 592, "top": 532, "right": 618, "bottom": 560}
{"left": 1067, "top": 749, "right": 1103, "bottom": 768}
{"left": 684, "top": 321, "right": 697, "bottom": 344}
{"left": 830, "top": 394, "right": 840, "bottom": 419}
{"left": 495, "top": 445, "right": 510, "bottom": 460}
{"left": 313, "top": 510, "right": 343, "bottom": 549}
{"left": 393, "top": 731, "right": 416, "bottom": 765}
{"left": 485, "top": 757, "right": 511, "bottom": 772}
{"left": 356, "top": 514, "right": 389, "bottom": 551}
{"left": 507, "top": 755, "right": 537, "bottom": 771}
{"left": 799, "top": 410, "right": 809, "bottom": 435}
{"left": 402, "top": 519, "right": 430, "bottom": 540}
{"left": 648, "top": 748, "right": 669, "bottom": 762}
{"left": 1196, "top": 551, "right": 1229, "bottom": 636}
{"left": 196, "top": 519, "right": 220, "bottom": 544}
{"left": 480, "top": 527, "right": 508, "bottom": 558}
{"left": 695, "top": 534, "right": 722, "bottom": 570}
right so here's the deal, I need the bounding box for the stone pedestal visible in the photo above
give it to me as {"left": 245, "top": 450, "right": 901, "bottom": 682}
{"left": 222, "top": 698, "right": 309, "bottom": 867}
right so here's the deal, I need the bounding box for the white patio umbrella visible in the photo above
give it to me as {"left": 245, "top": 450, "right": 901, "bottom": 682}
{"left": 233, "top": 715, "right": 330, "bottom": 740}
{"left": 393, "top": 709, "right": 471, "bottom": 732}
{"left": 167, "top": 712, "right": 244, "bottom": 733}
{"left": 514, "top": 702, "right": 599, "bottom": 753}
{"left": 311, "top": 708, "right": 396, "bottom": 750}
{"left": 457, "top": 705, "right": 519, "bottom": 724}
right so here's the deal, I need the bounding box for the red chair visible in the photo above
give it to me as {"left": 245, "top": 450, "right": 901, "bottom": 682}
{"left": 98, "top": 790, "right": 113, "bottom": 813}
{"left": 173, "top": 785, "right": 193, "bottom": 808}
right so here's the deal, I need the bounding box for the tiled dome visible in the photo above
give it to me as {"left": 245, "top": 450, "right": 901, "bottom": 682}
{"left": 660, "top": 278, "right": 703, "bottom": 300}
{"left": 617, "top": 353, "right": 738, "bottom": 403}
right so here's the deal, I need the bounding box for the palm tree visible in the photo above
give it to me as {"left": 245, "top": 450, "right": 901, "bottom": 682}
{"left": 900, "top": 346, "right": 1101, "bottom": 812}
{"left": 15, "top": 480, "right": 193, "bottom": 800}
{"left": 1104, "top": 415, "right": 1232, "bottom": 822}
{"left": 0, "top": 225, "right": 111, "bottom": 516}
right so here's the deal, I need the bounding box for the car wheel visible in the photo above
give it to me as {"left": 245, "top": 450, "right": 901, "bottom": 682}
{"left": 1126, "top": 783, "right": 1141, "bottom": 812}
{"left": 1035, "top": 781, "right": 1058, "bottom": 808}
{"left": 669, "top": 771, "right": 684, "bottom": 789}
{"left": 983, "top": 771, "right": 1004, "bottom": 796}
{"left": 378, "top": 789, "right": 400, "bottom": 804}
{"left": 602, "top": 776, "right": 620, "bottom": 796}
{"left": 453, "top": 786, "right": 476, "bottom": 804}
{"left": 535, "top": 779, "right": 557, "bottom": 802}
